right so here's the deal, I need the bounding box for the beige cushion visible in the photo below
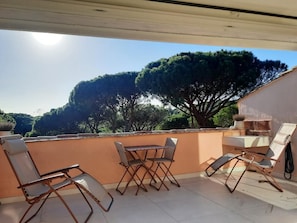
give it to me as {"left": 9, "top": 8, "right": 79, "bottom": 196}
{"left": 273, "top": 133, "right": 290, "bottom": 145}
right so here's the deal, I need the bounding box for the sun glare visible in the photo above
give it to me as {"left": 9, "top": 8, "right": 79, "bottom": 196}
{"left": 32, "top": 32, "right": 63, "bottom": 45}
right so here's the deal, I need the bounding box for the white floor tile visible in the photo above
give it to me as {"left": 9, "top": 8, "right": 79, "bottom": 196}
{"left": 1, "top": 174, "right": 297, "bottom": 223}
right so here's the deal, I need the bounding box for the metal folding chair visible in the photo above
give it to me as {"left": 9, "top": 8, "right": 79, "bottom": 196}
{"left": 114, "top": 141, "right": 148, "bottom": 195}
{"left": 148, "top": 137, "right": 180, "bottom": 190}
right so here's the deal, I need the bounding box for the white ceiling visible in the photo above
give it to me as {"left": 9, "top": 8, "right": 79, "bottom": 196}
{"left": 1, "top": 0, "right": 297, "bottom": 50}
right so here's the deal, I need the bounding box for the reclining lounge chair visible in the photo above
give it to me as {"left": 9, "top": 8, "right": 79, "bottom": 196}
{"left": 205, "top": 123, "right": 297, "bottom": 193}
{"left": 0, "top": 134, "right": 113, "bottom": 223}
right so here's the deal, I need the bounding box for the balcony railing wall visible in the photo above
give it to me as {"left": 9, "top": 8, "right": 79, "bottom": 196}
{"left": 0, "top": 129, "right": 241, "bottom": 201}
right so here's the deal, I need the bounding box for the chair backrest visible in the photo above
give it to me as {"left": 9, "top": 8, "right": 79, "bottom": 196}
{"left": 0, "top": 135, "right": 47, "bottom": 197}
{"left": 163, "top": 137, "right": 178, "bottom": 160}
{"left": 260, "top": 123, "right": 297, "bottom": 167}
{"left": 114, "top": 141, "right": 129, "bottom": 166}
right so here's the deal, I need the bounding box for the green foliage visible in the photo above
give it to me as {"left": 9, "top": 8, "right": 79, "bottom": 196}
{"left": 130, "top": 104, "right": 168, "bottom": 131}
{"left": 9, "top": 113, "right": 34, "bottom": 136}
{"left": 69, "top": 71, "right": 143, "bottom": 133}
{"left": 31, "top": 72, "right": 147, "bottom": 135}
{"left": 20, "top": 50, "right": 288, "bottom": 136}
{"left": 0, "top": 109, "right": 15, "bottom": 131}
{"left": 213, "top": 104, "right": 238, "bottom": 127}
{"left": 159, "top": 113, "right": 190, "bottom": 130}
{"left": 0, "top": 109, "right": 15, "bottom": 123}
{"left": 136, "top": 50, "right": 287, "bottom": 127}
{"left": 31, "top": 104, "right": 82, "bottom": 136}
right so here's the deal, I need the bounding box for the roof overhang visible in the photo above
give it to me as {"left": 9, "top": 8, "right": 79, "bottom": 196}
{"left": 1, "top": 0, "right": 297, "bottom": 50}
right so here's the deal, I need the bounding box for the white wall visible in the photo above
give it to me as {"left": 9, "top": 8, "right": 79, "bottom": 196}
{"left": 238, "top": 67, "right": 297, "bottom": 181}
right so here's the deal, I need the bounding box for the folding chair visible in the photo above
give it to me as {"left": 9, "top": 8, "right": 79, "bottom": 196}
{"left": 114, "top": 141, "right": 148, "bottom": 195}
{"left": 0, "top": 134, "right": 113, "bottom": 223}
{"left": 148, "top": 137, "right": 180, "bottom": 190}
{"left": 207, "top": 123, "right": 296, "bottom": 193}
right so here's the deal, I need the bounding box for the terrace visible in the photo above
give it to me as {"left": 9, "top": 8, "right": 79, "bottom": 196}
{"left": 1, "top": 1, "right": 297, "bottom": 222}
{"left": 1, "top": 129, "right": 297, "bottom": 222}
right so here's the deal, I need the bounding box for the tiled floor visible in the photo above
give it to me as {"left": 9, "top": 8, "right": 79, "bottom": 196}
{"left": 1, "top": 173, "right": 297, "bottom": 223}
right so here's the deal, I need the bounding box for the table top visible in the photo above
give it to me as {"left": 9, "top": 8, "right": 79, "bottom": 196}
{"left": 125, "top": 144, "right": 170, "bottom": 152}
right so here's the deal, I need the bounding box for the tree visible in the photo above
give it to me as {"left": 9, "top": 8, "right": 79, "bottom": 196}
{"left": 159, "top": 112, "right": 190, "bottom": 130}
{"left": 130, "top": 104, "right": 168, "bottom": 131}
{"left": 69, "top": 72, "right": 143, "bottom": 133}
{"left": 136, "top": 50, "right": 287, "bottom": 127}
{"left": 0, "top": 109, "right": 15, "bottom": 123}
{"left": 100, "top": 72, "right": 143, "bottom": 132}
{"left": 256, "top": 60, "right": 288, "bottom": 88}
{"left": 9, "top": 113, "right": 34, "bottom": 136}
{"left": 69, "top": 78, "right": 112, "bottom": 133}
{"left": 0, "top": 109, "right": 16, "bottom": 131}
{"left": 31, "top": 105, "right": 82, "bottom": 136}
{"left": 213, "top": 104, "right": 238, "bottom": 127}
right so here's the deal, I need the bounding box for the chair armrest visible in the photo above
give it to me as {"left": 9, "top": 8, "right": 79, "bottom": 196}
{"left": 18, "top": 173, "right": 66, "bottom": 188}
{"left": 257, "top": 156, "right": 278, "bottom": 162}
{"left": 41, "top": 164, "right": 80, "bottom": 177}
{"left": 242, "top": 151, "right": 278, "bottom": 162}
{"left": 239, "top": 148, "right": 265, "bottom": 155}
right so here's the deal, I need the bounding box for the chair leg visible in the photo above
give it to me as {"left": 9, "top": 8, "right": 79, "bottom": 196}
{"left": 21, "top": 193, "right": 52, "bottom": 223}
{"left": 149, "top": 163, "right": 169, "bottom": 191}
{"left": 225, "top": 159, "right": 250, "bottom": 193}
{"left": 258, "top": 169, "right": 283, "bottom": 192}
{"left": 116, "top": 165, "right": 147, "bottom": 195}
{"left": 116, "top": 168, "right": 131, "bottom": 195}
{"left": 52, "top": 188, "right": 82, "bottom": 223}
{"left": 159, "top": 163, "right": 180, "bottom": 187}
{"left": 74, "top": 181, "right": 114, "bottom": 212}
{"left": 23, "top": 188, "right": 88, "bottom": 223}
{"left": 73, "top": 183, "right": 94, "bottom": 221}
{"left": 136, "top": 165, "right": 150, "bottom": 195}
{"left": 128, "top": 166, "right": 148, "bottom": 193}
{"left": 53, "top": 179, "right": 97, "bottom": 223}
{"left": 116, "top": 167, "right": 136, "bottom": 195}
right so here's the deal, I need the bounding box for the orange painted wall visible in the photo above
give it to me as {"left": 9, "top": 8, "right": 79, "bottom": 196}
{"left": 0, "top": 129, "right": 240, "bottom": 199}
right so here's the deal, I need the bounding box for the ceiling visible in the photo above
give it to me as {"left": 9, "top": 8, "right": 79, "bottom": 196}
{"left": 1, "top": 0, "right": 297, "bottom": 50}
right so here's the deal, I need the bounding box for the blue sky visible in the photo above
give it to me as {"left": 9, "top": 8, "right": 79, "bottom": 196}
{"left": 1, "top": 29, "right": 297, "bottom": 116}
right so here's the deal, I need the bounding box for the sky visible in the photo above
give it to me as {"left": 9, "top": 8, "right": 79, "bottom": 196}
{"left": 1, "top": 29, "right": 297, "bottom": 117}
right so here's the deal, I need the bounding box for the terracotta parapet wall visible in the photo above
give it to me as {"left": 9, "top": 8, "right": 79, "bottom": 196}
{"left": 0, "top": 128, "right": 241, "bottom": 200}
